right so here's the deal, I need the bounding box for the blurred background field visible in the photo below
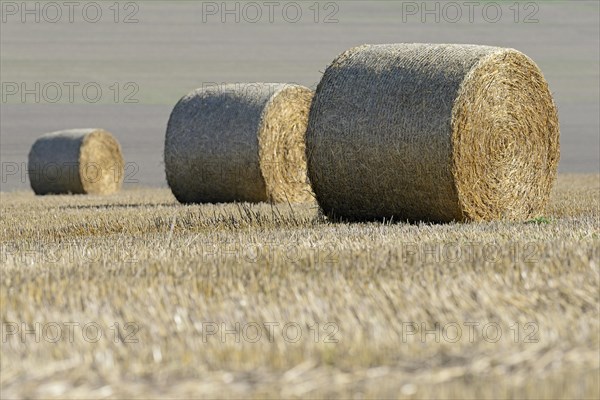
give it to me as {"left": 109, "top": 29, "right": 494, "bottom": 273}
{"left": 1, "top": 1, "right": 599, "bottom": 191}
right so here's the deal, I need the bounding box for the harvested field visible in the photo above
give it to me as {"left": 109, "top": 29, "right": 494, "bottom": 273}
{"left": 1, "top": 174, "right": 598, "bottom": 398}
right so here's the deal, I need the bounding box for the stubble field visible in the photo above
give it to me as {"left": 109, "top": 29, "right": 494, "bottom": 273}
{"left": 0, "top": 174, "right": 598, "bottom": 398}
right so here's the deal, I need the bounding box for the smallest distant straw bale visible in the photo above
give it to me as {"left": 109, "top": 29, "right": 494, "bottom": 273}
{"left": 28, "top": 129, "right": 124, "bottom": 195}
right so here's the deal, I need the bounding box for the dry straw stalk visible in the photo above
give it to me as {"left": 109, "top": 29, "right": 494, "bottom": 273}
{"left": 306, "top": 43, "right": 560, "bottom": 222}
{"left": 165, "top": 83, "right": 314, "bottom": 204}
{"left": 28, "top": 128, "right": 124, "bottom": 195}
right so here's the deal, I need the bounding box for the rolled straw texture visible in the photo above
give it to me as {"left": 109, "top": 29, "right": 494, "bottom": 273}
{"left": 165, "top": 83, "right": 314, "bottom": 204}
{"left": 306, "top": 43, "right": 560, "bottom": 222}
{"left": 28, "top": 128, "right": 124, "bottom": 195}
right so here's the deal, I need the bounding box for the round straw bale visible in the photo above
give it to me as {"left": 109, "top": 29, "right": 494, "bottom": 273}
{"left": 306, "top": 43, "right": 560, "bottom": 222}
{"left": 28, "top": 129, "right": 124, "bottom": 195}
{"left": 165, "top": 83, "right": 314, "bottom": 204}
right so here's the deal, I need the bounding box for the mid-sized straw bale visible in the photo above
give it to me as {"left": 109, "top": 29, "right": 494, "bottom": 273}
{"left": 28, "top": 129, "right": 124, "bottom": 195}
{"left": 165, "top": 83, "right": 314, "bottom": 204}
{"left": 306, "top": 43, "right": 560, "bottom": 222}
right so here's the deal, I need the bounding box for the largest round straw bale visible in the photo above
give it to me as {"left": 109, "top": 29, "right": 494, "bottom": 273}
{"left": 306, "top": 44, "right": 560, "bottom": 222}
{"left": 165, "top": 83, "right": 314, "bottom": 204}
{"left": 28, "top": 129, "right": 124, "bottom": 195}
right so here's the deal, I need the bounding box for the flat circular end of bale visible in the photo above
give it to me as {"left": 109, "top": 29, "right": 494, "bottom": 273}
{"left": 79, "top": 129, "right": 125, "bottom": 195}
{"left": 258, "top": 85, "right": 315, "bottom": 203}
{"left": 451, "top": 49, "right": 560, "bottom": 221}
